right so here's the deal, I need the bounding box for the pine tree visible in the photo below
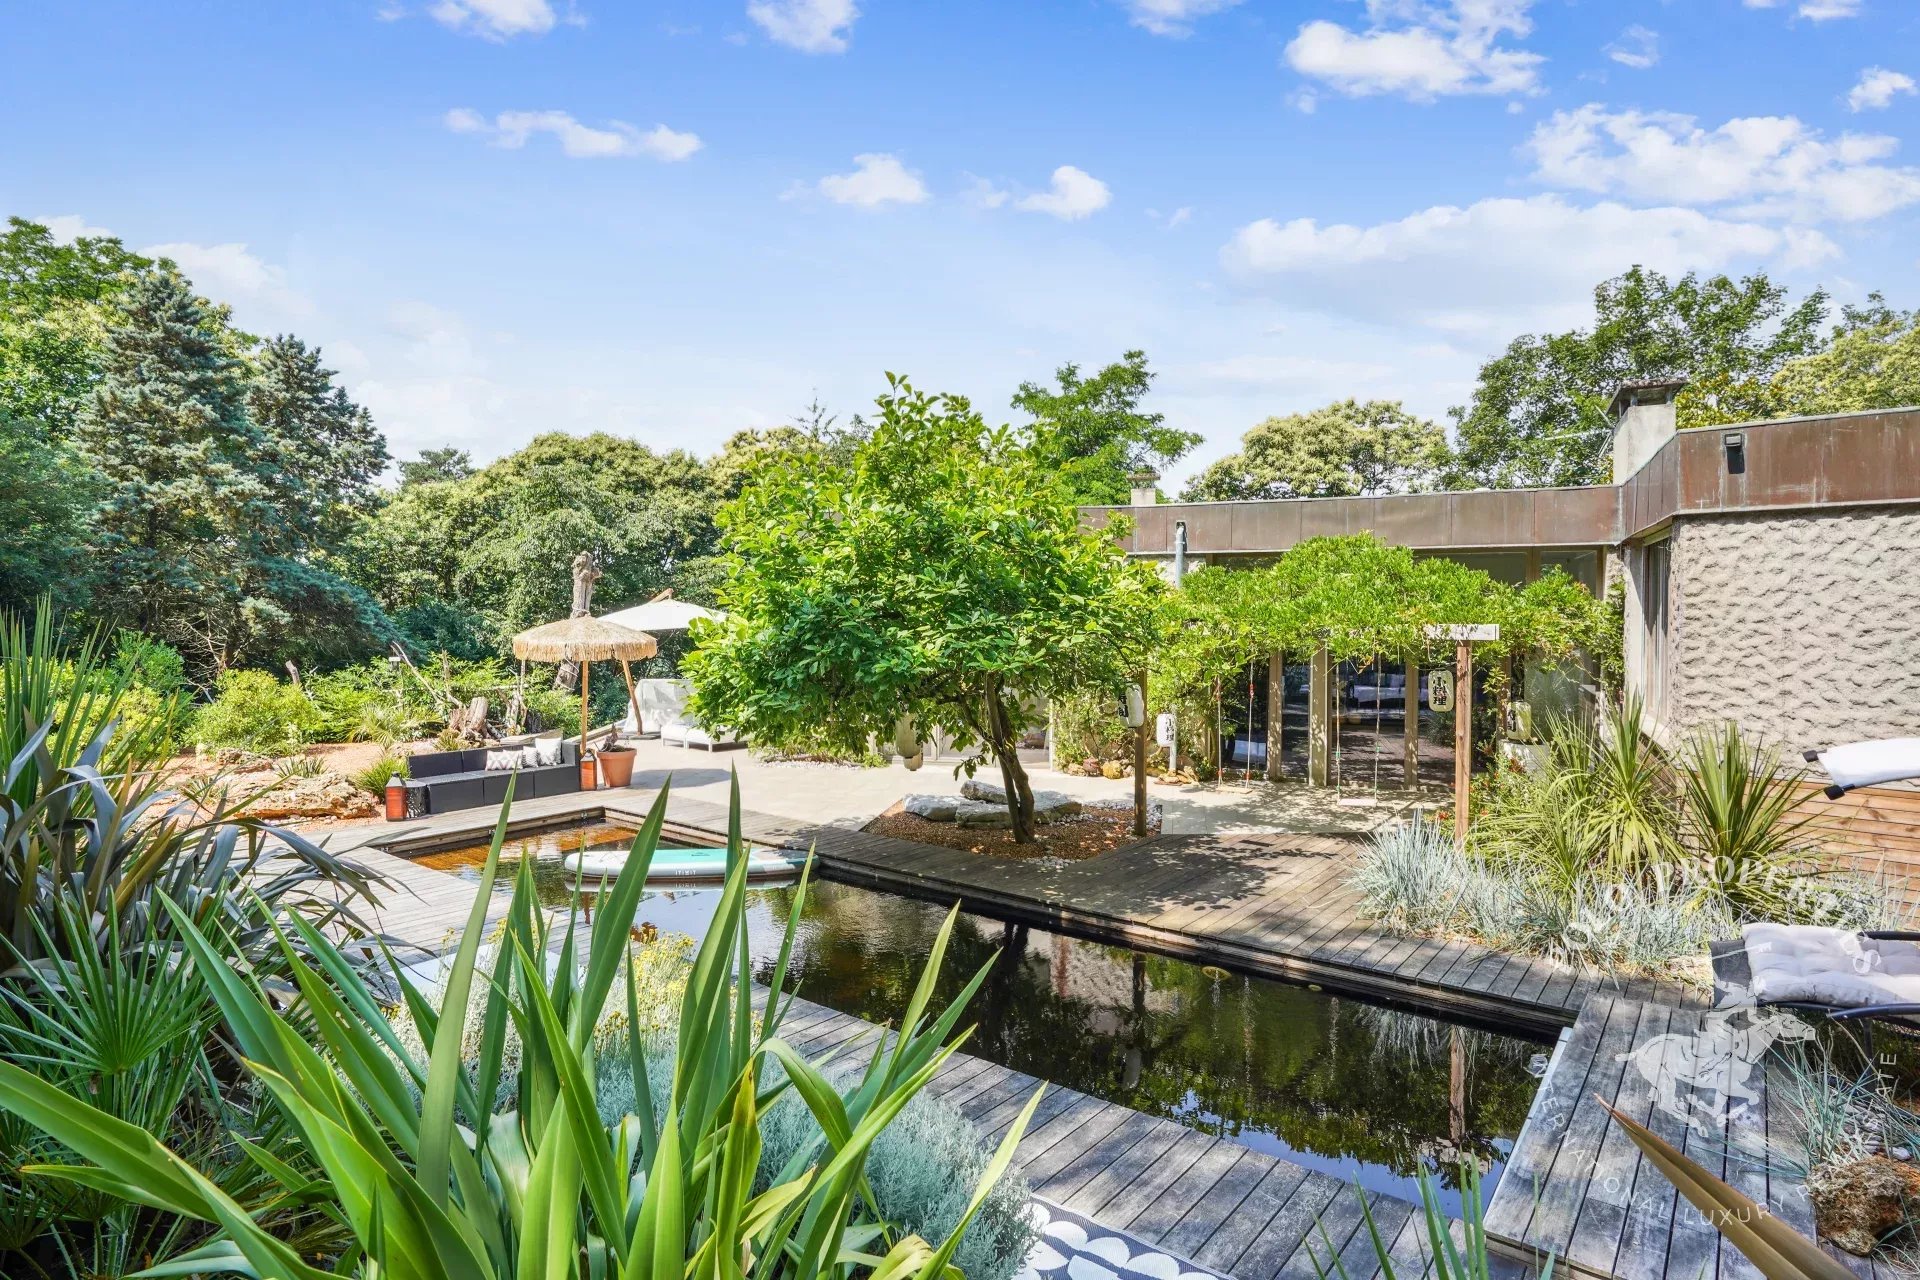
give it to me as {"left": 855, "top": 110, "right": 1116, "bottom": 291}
{"left": 248, "top": 335, "right": 388, "bottom": 549}
{"left": 79, "top": 268, "right": 264, "bottom": 642}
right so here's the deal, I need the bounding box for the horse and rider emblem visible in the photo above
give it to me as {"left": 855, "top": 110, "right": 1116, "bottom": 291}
{"left": 1615, "top": 991, "right": 1815, "bottom": 1136}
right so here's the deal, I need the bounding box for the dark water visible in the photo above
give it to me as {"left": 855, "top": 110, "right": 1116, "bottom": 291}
{"left": 413, "top": 824, "right": 1546, "bottom": 1215}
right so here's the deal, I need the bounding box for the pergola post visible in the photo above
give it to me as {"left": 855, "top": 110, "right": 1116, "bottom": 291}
{"left": 1403, "top": 650, "right": 1419, "bottom": 790}
{"left": 1266, "top": 651, "right": 1284, "bottom": 783}
{"left": 1308, "top": 644, "right": 1332, "bottom": 788}
{"left": 1424, "top": 624, "right": 1499, "bottom": 850}
{"left": 1132, "top": 669, "right": 1149, "bottom": 838}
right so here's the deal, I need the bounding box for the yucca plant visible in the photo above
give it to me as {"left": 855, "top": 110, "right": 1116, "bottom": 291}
{"left": 0, "top": 776, "right": 1042, "bottom": 1278}
{"left": 1676, "top": 723, "right": 1827, "bottom": 920}
{"left": 0, "top": 607, "right": 379, "bottom": 967}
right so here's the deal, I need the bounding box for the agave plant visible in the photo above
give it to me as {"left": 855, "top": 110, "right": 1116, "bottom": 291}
{"left": 0, "top": 777, "right": 1041, "bottom": 1278}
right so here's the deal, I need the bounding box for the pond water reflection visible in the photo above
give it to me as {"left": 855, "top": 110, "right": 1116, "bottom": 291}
{"left": 412, "top": 827, "right": 1545, "bottom": 1215}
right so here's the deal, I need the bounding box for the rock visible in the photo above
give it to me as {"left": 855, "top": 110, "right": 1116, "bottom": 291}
{"left": 1081, "top": 758, "right": 1102, "bottom": 776}
{"left": 1812, "top": 1156, "right": 1920, "bottom": 1255}
{"left": 959, "top": 778, "right": 1004, "bottom": 803}
{"left": 902, "top": 794, "right": 959, "bottom": 822}
{"left": 1100, "top": 761, "right": 1126, "bottom": 780}
{"left": 243, "top": 774, "right": 378, "bottom": 821}
{"left": 954, "top": 800, "right": 1011, "bottom": 829}
{"left": 960, "top": 778, "right": 1081, "bottom": 820}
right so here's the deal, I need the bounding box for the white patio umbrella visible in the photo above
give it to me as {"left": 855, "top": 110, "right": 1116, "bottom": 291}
{"left": 597, "top": 591, "right": 724, "bottom": 633}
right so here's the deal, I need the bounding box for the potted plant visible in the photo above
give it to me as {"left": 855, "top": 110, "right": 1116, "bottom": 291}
{"left": 596, "top": 740, "right": 636, "bottom": 787}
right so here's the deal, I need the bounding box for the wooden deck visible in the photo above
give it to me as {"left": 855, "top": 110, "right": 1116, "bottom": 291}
{"left": 635, "top": 798, "right": 1701, "bottom": 1035}
{"left": 1485, "top": 994, "right": 1915, "bottom": 1280}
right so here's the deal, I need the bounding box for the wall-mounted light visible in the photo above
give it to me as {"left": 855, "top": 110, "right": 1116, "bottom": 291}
{"left": 1722, "top": 431, "right": 1746, "bottom": 475}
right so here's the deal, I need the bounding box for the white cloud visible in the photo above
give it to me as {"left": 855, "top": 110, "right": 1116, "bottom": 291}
{"left": 747, "top": 0, "right": 856, "bottom": 53}
{"left": 1604, "top": 24, "right": 1659, "bottom": 70}
{"left": 809, "top": 154, "right": 929, "bottom": 207}
{"left": 1015, "top": 166, "right": 1112, "bottom": 220}
{"left": 1743, "top": 0, "right": 1861, "bottom": 18}
{"left": 444, "top": 109, "right": 702, "bottom": 160}
{"left": 1527, "top": 104, "right": 1920, "bottom": 223}
{"left": 1123, "top": 0, "right": 1242, "bottom": 38}
{"left": 141, "top": 240, "right": 315, "bottom": 319}
{"left": 36, "top": 214, "right": 114, "bottom": 243}
{"left": 1284, "top": 0, "right": 1544, "bottom": 101}
{"left": 1220, "top": 194, "right": 1836, "bottom": 336}
{"left": 962, "top": 176, "right": 1010, "bottom": 209}
{"left": 1150, "top": 206, "right": 1193, "bottom": 229}
{"left": 1849, "top": 67, "right": 1917, "bottom": 113}
{"left": 427, "top": 0, "right": 562, "bottom": 40}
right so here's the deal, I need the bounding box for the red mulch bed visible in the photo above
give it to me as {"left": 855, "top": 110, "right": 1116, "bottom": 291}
{"left": 863, "top": 803, "right": 1157, "bottom": 861}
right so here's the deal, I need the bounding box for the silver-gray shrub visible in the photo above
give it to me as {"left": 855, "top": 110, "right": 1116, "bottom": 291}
{"left": 1353, "top": 817, "right": 1467, "bottom": 932}
{"left": 594, "top": 1039, "right": 1038, "bottom": 1280}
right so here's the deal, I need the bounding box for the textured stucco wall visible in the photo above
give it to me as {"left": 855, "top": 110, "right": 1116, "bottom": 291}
{"left": 1668, "top": 505, "right": 1920, "bottom": 751}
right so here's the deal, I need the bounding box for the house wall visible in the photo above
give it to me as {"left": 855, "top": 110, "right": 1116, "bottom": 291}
{"left": 1665, "top": 503, "right": 1920, "bottom": 751}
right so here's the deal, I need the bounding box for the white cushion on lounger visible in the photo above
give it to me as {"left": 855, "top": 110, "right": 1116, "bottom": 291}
{"left": 1814, "top": 738, "right": 1920, "bottom": 791}
{"left": 1742, "top": 923, "right": 1920, "bottom": 1008}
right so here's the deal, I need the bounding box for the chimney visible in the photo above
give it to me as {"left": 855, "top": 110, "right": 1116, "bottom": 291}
{"left": 1128, "top": 469, "right": 1160, "bottom": 507}
{"left": 1607, "top": 378, "right": 1688, "bottom": 483}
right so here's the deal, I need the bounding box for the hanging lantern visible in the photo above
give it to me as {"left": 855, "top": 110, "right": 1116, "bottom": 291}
{"left": 1121, "top": 685, "right": 1147, "bottom": 730}
{"left": 903, "top": 751, "right": 925, "bottom": 772}
{"left": 892, "top": 714, "right": 921, "bottom": 760}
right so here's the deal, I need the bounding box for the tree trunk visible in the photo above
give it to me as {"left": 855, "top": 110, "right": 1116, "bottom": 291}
{"left": 985, "top": 681, "right": 1038, "bottom": 843}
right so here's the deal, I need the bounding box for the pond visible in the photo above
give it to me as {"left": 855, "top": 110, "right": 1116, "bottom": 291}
{"left": 410, "top": 821, "right": 1548, "bottom": 1215}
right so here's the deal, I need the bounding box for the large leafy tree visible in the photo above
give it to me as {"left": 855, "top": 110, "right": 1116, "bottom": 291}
{"left": 351, "top": 434, "right": 722, "bottom": 664}
{"left": 1679, "top": 295, "right": 1920, "bottom": 428}
{"left": 0, "top": 411, "right": 95, "bottom": 609}
{"left": 687, "top": 375, "right": 1163, "bottom": 842}
{"left": 0, "top": 216, "right": 151, "bottom": 434}
{"left": 1012, "top": 349, "right": 1201, "bottom": 506}
{"left": 79, "top": 271, "right": 391, "bottom": 674}
{"left": 1448, "top": 267, "right": 1828, "bottom": 489}
{"left": 1182, "top": 399, "right": 1450, "bottom": 501}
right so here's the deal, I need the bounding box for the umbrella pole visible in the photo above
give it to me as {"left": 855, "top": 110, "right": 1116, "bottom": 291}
{"left": 620, "top": 659, "right": 642, "bottom": 738}
{"left": 580, "top": 659, "right": 591, "bottom": 753}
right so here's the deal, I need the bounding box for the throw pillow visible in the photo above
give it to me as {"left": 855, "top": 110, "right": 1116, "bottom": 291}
{"left": 484, "top": 748, "right": 521, "bottom": 772}
{"left": 530, "top": 738, "right": 563, "bottom": 767}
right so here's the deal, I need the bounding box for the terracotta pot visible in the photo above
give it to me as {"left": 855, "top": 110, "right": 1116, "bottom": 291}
{"left": 580, "top": 757, "right": 600, "bottom": 790}
{"left": 597, "top": 746, "right": 636, "bottom": 788}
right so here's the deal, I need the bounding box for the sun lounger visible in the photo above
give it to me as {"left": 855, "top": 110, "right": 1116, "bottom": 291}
{"left": 1712, "top": 923, "right": 1920, "bottom": 1043}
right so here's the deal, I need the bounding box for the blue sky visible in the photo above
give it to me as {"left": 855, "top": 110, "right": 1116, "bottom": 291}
{"left": 5, "top": 0, "right": 1918, "bottom": 485}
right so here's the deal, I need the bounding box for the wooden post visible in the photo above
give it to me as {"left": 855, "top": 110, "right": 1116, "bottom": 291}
{"left": 1453, "top": 639, "right": 1472, "bottom": 849}
{"left": 1133, "top": 670, "right": 1149, "bottom": 838}
{"left": 1266, "top": 651, "right": 1284, "bottom": 783}
{"left": 1403, "top": 650, "right": 1419, "bottom": 790}
{"left": 619, "top": 659, "right": 643, "bottom": 737}
{"left": 579, "top": 658, "right": 591, "bottom": 749}
{"left": 1308, "top": 644, "right": 1332, "bottom": 788}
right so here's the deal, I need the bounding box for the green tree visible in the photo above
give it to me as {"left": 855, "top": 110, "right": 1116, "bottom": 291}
{"left": 0, "top": 216, "right": 151, "bottom": 434}
{"left": 78, "top": 268, "right": 264, "bottom": 643}
{"left": 0, "top": 412, "right": 95, "bottom": 609}
{"left": 1679, "top": 295, "right": 1920, "bottom": 428}
{"left": 1449, "top": 267, "right": 1828, "bottom": 489}
{"left": 1012, "top": 350, "right": 1201, "bottom": 506}
{"left": 687, "top": 375, "right": 1163, "bottom": 842}
{"left": 349, "top": 433, "right": 723, "bottom": 666}
{"left": 1182, "top": 399, "right": 1450, "bottom": 501}
{"left": 398, "top": 445, "right": 473, "bottom": 488}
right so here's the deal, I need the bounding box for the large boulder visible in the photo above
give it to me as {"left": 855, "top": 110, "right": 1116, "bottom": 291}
{"left": 1813, "top": 1156, "right": 1920, "bottom": 1255}
{"left": 243, "top": 774, "right": 379, "bottom": 822}
{"left": 954, "top": 800, "right": 1012, "bottom": 829}
{"left": 959, "top": 778, "right": 1082, "bottom": 820}
{"left": 902, "top": 794, "right": 960, "bottom": 822}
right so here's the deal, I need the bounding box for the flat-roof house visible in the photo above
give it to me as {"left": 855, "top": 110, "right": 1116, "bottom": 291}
{"left": 1084, "top": 390, "right": 1920, "bottom": 903}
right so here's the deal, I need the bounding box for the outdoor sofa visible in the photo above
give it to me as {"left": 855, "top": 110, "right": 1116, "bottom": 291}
{"left": 401, "top": 738, "right": 581, "bottom": 816}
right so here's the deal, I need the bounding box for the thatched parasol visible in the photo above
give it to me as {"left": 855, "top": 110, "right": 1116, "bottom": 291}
{"left": 511, "top": 616, "right": 659, "bottom": 747}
